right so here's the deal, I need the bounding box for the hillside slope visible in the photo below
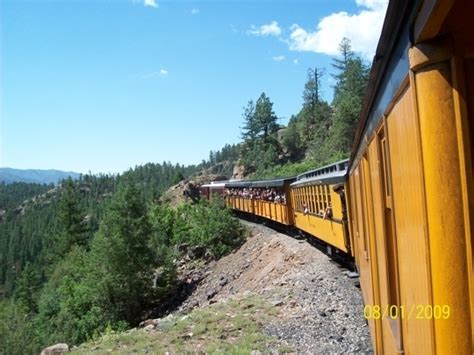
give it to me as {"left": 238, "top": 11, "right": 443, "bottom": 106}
{"left": 70, "top": 220, "right": 371, "bottom": 353}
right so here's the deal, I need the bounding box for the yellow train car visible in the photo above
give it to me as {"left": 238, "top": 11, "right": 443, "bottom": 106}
{"left": 347, "top": 0, "right": 474, "bottom": 353}
{"left": 290, "top": 160, "right": 351, "bottom": 254}
{"left": 225, "top": 177, "right": 295, "bottom": 226}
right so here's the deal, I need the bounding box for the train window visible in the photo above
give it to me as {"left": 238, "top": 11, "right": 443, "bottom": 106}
{"left": 313, "top": 186, "right": 317, "bottom": 212}
{"left": 301, "top": 187, "right": 305, "bottom": 211}
{"left": 315, "top": 185, "right": 318, "bottom": 213}
{"left": 360, "top": 156, "right": 370, "bottom": 259}
{"left": 315, "top": 185, "right": 320, "bottom": 213}
{"left": 296, "top": 188, "right": 300, "bottom": 209}
{"left": 381, "top": 137, "right": 392, "bottom": 204}
{"left": 319, "top": 185, "right": 324, "bottom": 213}
{"left": 322, "top": 185, "right": 326, "bottom": 212}
{"left": 327, "top": 185, "right": 332, "bottom": 206}
{"left": 297, "top": 188, "right": 300, "bottom": 209}
{"left": 295, "top": 188, "right": 298, "bottom": 209}
{"left": 301, "top": 187, "right": 305, "bottom": 210}
{"left": 300, "top": 187, "right": 304, "bottom": 210}
{"left": 321, "top": 186, "right": 325, "bottom": 212}
{"left": 307, "top": 186, "right": 311, "bottom": 212}
{"left": 322, "top": 185, "right": 328, "bottom": 213}
{"left": 296, "top": 188, "right": 299, "bottom": 209}
{"left": 305, "top": 186, "right": 309, "bottom": 211}
{"left": 325, "top": 185, "right": 329, "bottom": 210}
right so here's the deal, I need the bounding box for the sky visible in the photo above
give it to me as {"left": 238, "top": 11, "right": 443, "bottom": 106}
{"left": 0, "top": 0, "right": 388, "bottom": 174}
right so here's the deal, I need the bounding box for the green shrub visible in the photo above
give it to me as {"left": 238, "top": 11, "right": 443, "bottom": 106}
{"left": 150, "top": 198, "right": 246, "bottom": 259}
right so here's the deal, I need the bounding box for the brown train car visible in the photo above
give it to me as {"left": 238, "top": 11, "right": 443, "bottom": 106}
{"left": 347, "top": 0, "right": 474, "bottom": 353}
{"left": 199, "top": 181, "right": 227, "bottom": 199}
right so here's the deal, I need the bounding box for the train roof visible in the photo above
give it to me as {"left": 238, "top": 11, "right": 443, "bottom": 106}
{"left": 200, "top": 180, "right": 229, "bottom": 188}
{"left": 225, "top": 176, "right": 296, "bottom": 189}
{"left": 291, "top": 159, "right": 349, "bottom": 187}
{"left": 349, "top": 0, "right": 414, "bottom": 172}
{"left": 224, "top": 180, "right": 252, "bottom": 188}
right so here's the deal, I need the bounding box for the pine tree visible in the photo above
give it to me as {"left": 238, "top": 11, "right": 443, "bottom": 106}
{"left": 282, "top": 117, "right": 302, "bottom": 159}
{"left": 302, "top": 68, "right": 324, "bottom": 111}
{"left": 89, "top": 182, "right": 155, "bottom": 325}
{"left": 254, "top": 92, "right": 279, "bottom": 142}
{"left": 240, "top": 93, "right": 281, "bottom": 171}
{"left": 241, "top": 100, "right": 257, "bottom": 141}
{"left": 13, "top": 262, "right": 42, "bottom": 313}
{"left": 55, "top": 178, "right": 88, "bottom": 257}
{"left": 326, "top": 38, "right": 369, "bottom": 156}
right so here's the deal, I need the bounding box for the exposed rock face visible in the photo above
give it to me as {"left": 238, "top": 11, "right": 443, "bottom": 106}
{"left": 232, "top": 165, "right": 246, "bottom": 180}
{"left": 40, "top": 343, "right": 69, "bottom": 355}
{"left": 182, "top": 182, "right": 200, "bottom": 203}
{"left": 277, "top": 127, "right": 286, "bottom": 142}
{"left": 160, "top": 173, "right": 228, "bottom": 208}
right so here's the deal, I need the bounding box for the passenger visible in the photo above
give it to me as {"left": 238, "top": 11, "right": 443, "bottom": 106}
{"left": 303, "top": 202, "right": 308, "bottom": 215}
{"left": 324, "top": 205, "right": 333, "bottom": 220}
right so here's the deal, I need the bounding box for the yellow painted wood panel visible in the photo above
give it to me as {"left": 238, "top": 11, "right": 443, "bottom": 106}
{"left": 462, "top": 57, "right": 474, "bottom": 348}
{"left": 293, "top": 211, "right": 347, "bottom": 252}
{"left": 351, "top": 165, "right": 378, "bottom": 352}
{"left": 255, "top": 200, "right": 262, "bottom": 217}
{"left": 227, "top": 197, "right": 291, "bottom": 225}
{"left": 361, "top": 154, "right": 385, "bottom": 352}
{"left": 345, "top": 181, "right": 356, "bottom": 258}
{"left": 387, "top": 84, "right": 434, "bottom": 353}
{"left": 415, "top": 62, "right": 471, "bottom": 353}
{"left": 347, "top": 179, "right": 359, "bottom": 262}
{"left": 367, "top": 138, "right": 399, "bottom": 353}
{"left": 331, "top": 190, "right": 343, "bottom": 220}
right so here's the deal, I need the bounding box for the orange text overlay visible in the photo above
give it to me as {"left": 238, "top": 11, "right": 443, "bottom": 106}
{"left": 364, "top": 304, "right": 451, "bottom": 320}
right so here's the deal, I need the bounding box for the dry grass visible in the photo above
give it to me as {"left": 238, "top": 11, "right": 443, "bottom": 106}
{"left": 71, "top": 294, "right": 292, "bottom": 354}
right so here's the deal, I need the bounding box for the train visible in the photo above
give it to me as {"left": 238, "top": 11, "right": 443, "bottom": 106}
{"left": 202, "top": 0, "right": 473, "bottom": 353}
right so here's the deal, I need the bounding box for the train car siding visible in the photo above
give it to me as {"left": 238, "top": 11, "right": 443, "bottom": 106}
{"left": 347, "top": 0, "right": 474, "bottom": 352}
{"left": 290, "top": 185, "right": 348, "bottom": 253}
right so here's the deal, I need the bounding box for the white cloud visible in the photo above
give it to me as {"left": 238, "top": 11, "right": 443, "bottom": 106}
{"left": 140, "top": 69, "right": 168, "bottom": 79}
{"left": 287, "top": 0, "right": 388, "bottom": 59}
{"left": 248, "top": 21, "right": 282, "bottom": 37}
{"left": 144, "top": 0, "right": 158, "bottom": 8}
{"left": 272, "top": 55, "right": 285, "bottom": 62}
{"left": 355, "top": 0, "right": 387, "bottom": 10}
{"left": 293, "top": 59, "right": 299, "bottom": 65}
{"left": 191, "top": 8, "right": 199, "bottom": 15}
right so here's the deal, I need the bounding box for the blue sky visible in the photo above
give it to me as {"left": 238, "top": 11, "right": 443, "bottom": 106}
{"left": 0, "top": 0, "right": 388, "bottom": 174}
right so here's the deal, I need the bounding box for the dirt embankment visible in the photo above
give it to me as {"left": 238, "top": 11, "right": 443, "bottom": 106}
{"left": 178, "top": 220, "right": 372, "bottom": 353}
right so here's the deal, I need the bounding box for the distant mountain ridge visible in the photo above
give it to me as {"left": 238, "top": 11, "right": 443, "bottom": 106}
{"left": 0, "top": 167, "right": 80, "bottom": 184}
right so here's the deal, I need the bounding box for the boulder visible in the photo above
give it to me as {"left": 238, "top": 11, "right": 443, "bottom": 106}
{"left": 40, "top": 343, "right": 69, "bottom": 355}
{"left": 139, "top": 319, "right": 159, "bottom": 328}
{"left": 176, "top": 243, "right": 188, "bottom": 254}
{"left": 187, "top": 245, "right": 206, "bottom": 259}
